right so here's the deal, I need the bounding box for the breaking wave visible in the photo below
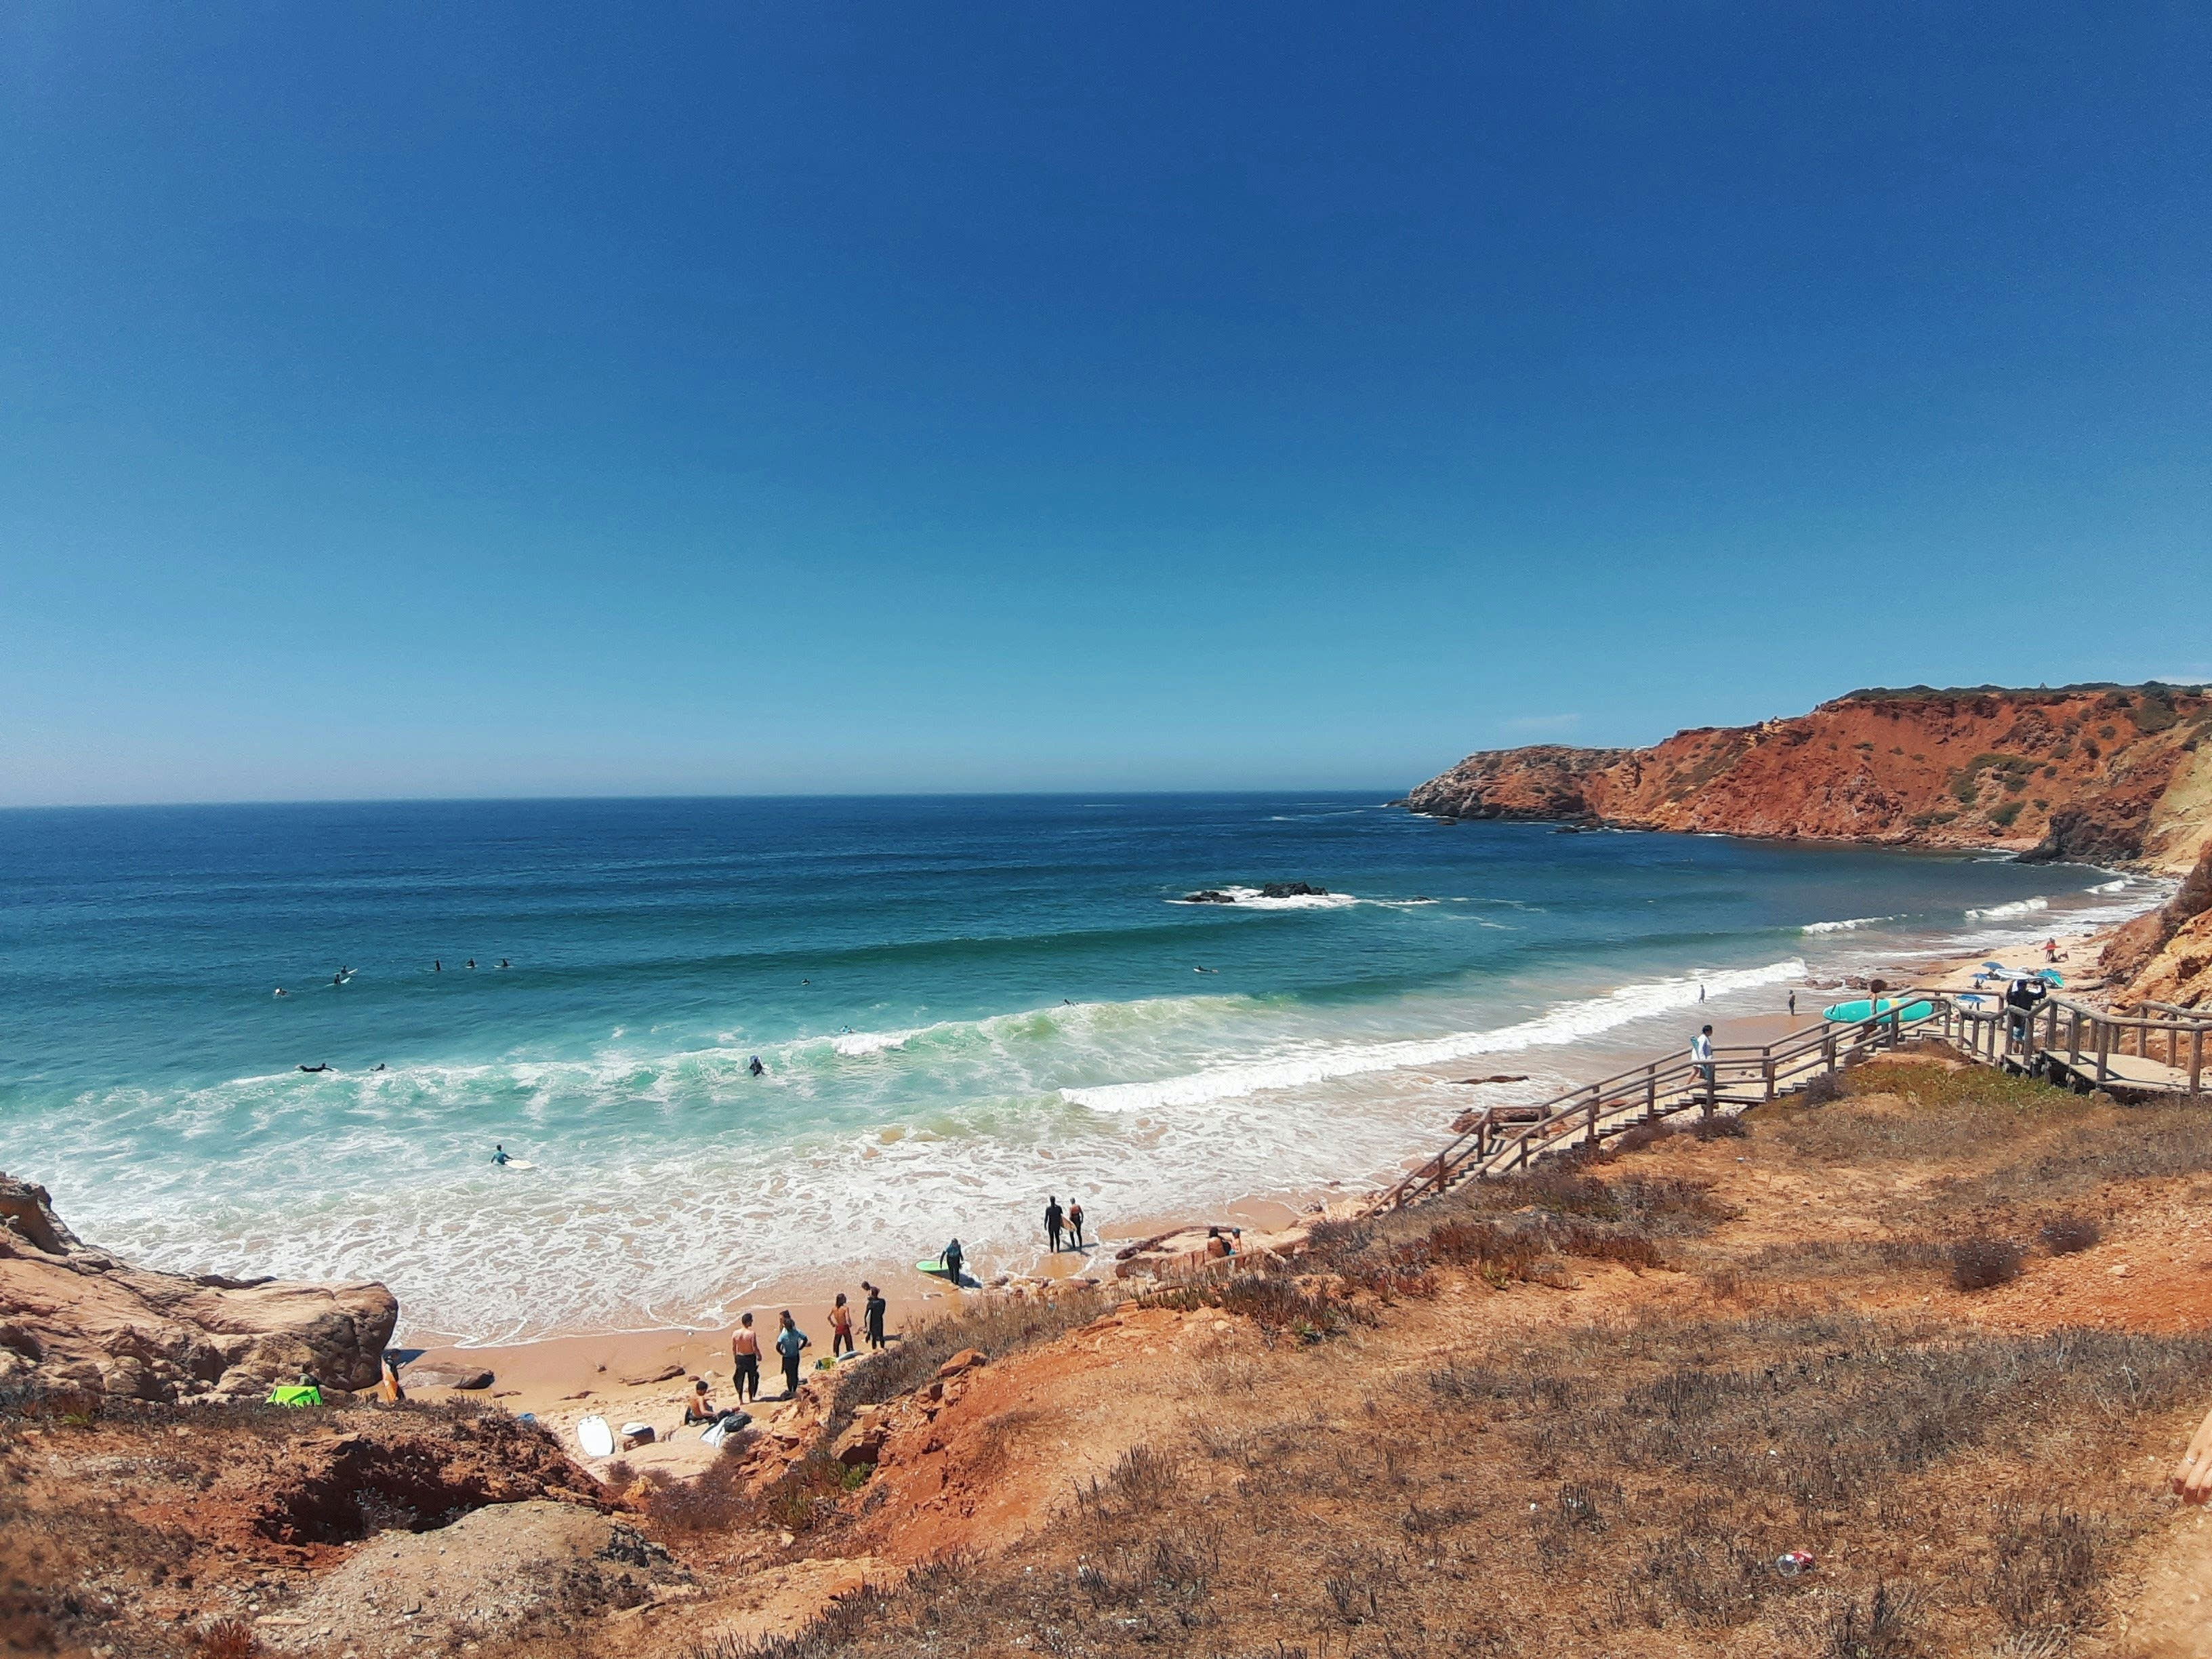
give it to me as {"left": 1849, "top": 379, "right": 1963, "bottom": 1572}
{"left": 1966, "top": 897, "right": 2049, "bottom": 920}
{"left": 1061, "top": 959, "right": 1803, "bottom": 1115}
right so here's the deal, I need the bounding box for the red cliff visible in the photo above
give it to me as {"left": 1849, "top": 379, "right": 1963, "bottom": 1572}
{"left": 1406, "top": 684, "right": 2212, "bottom": 874}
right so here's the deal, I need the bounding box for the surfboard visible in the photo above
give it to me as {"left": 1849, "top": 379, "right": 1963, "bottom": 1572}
{"left": 914, "top": 1258, "right": 954, "bottom": 1279}
{"left": 577, "top": 1414, "right": 615, "bottom": 1458}
{"left": 1822, "top": 997, "right": 1934, "bottom": 1023}
{"left": 503, "top": 1160, "right": 536, "bottom": 1170}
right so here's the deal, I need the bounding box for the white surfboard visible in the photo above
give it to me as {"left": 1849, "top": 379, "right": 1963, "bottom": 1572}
{"left": 503, "top": 1159, "right": 536, "bottom": 1170}
{"left": 577, "top": 1414, "right": 615, "bottom": 1458}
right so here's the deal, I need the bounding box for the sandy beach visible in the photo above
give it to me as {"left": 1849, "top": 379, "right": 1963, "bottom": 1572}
{"left": 394, "top": 898, "right": 2145, "bottom": 1482}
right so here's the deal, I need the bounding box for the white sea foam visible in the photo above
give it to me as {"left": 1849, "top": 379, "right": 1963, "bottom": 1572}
{"left": 1167, "top": 885, "right": 1361, "bottom": 910}
{"left": 1965, "top": 897, "right": 2049, "bottom": 920}
{"left": 1061, "top": 959, "right": 1804, "bottom": 1115}
{"left": 2087, "top": 878, "right": 2131, "bottom": 894}
{"left": 1801, "top": 916, "right": 1893, "bottom": 934}
{"left": 831, "top": 1027, "right": 919, "bottom": 1057}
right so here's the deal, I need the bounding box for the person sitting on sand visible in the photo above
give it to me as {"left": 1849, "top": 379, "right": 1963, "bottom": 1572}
{"left": 1205, "top": 1226, "right": 1233, "bottom": 1261}
{"left": 863, "top": 1282, "right": 887, "bottom": 1350}
{"left": 731, "top": 1312, "right": 762, "bottom": 1403}
{"left": 684, "top": 1377, "right": 750, "bottom": 1434}
{"left": 830, "top": 1292, "right": 855, "bottom": 1357}
{"left": 775, "top": 1310, "right": 811, "bottom": 1398}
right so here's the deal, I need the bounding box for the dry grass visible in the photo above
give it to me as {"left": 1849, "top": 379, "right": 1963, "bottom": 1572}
{"left": 678, "top": 1059, "right": 2212, "bottom": 1659}
{"left": 696, "top": 1311, "right": 2207, "bottom": 1658}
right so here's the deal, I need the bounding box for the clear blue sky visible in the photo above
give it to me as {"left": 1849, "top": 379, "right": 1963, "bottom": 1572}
{"left": 3, "top": 3, "right": 2207, "bottom": 804}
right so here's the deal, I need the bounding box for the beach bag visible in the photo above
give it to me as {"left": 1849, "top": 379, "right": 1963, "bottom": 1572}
{"left": 266, "top": 1384, "right": 323, "bottom": 1408}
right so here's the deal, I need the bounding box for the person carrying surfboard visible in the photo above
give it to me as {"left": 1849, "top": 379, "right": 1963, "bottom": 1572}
{"left": 941, "top": 1237, "right": 964, "bottom": 1287}
{"left": 1067, "top": 1201, "right": 1086, "bottom": 1250}
{"left": 775, "top": 1310, "right": 811, "bottom": 1398}
{"left": 731, "top": 1313, "right": 762, "bottom": 1403}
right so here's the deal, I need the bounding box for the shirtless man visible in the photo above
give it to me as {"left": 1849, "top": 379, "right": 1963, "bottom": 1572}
{"left": 730, "top": 1312, "right": 762, "bottom": 1404}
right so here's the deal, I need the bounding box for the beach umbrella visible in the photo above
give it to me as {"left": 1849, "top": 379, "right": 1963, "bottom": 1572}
{"left": 1959, "top": 993, "right": 1985, "bottom": 1006}
{"left": 1982, "top": 960, "right": 2006, "bottom": 970}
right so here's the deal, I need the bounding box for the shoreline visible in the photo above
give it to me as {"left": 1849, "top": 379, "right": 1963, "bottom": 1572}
{"left": 396, "top": 899, "right": 2141, "bottom": 1475}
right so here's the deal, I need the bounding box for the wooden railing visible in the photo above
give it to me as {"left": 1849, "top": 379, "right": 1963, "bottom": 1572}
{"left": 1965, "top": 994, "right": 2212, "bottom": 1094}
{"left": 1383, "top": 985, "right": 2209, "bottom": 1211}
{"left": 1383, "top": 993, "right": 1957, "bottom": 1206}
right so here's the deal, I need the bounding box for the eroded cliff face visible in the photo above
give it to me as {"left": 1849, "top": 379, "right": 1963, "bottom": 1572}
{"left": 1406, "top": 686, "right": 2212, "bottom": 874}
{"left": 0, "top": 1172, "right": 397, "bottom": 1402}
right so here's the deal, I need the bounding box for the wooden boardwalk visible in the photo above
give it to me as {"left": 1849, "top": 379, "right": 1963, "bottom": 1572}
{"left": 1383, "top": 988, "right": 2209, "bottom": 1208}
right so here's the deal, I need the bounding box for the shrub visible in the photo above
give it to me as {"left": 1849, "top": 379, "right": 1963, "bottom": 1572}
{"left": 1797, "top": 1071, "right": 1846, "bottom": 1106}
{"left": 1950, "top": 1237, "right": 2024, "bottom": 1291}
{"left": 1685, "top": 1114, "right": 1747, "bottom": 1141}
{"left": 2039, "top": 1214, "right": 2101, "bottom": 1255}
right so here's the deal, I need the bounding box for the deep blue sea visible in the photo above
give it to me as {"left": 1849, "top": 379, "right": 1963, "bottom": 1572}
{"left": 0, "top": 794, "right": 2154, "bottom": 1341}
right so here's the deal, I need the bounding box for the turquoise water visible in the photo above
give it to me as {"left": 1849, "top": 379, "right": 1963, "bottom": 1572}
{"left": 0, "top": 795, "right": 2151, "bottom": 1340}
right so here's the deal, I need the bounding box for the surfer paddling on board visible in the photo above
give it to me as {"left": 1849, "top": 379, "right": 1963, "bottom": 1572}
{"left": 491, "top": 1144, "right": 510, "bottom": 1166}
{"left": 731, "top": 1313, "right": 762, "bottom": 1404}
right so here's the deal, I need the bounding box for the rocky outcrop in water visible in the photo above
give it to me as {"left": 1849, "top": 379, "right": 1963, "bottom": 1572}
{"left": 1406, "top": 685, "right": 2212, "bottom": 874}
{"left": 0, "top": 1172, "right": 398, "bottom": 1402}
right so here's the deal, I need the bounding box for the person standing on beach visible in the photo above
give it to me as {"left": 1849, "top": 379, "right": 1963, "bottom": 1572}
{"left": 1044, "top": 1195, "right": 1065, "bottom": 1253}
{"left": 943, "top": 1237, "right": 964, "bottom": 1286}
{"left": 829, "top": 1292, "right": 855, "bottom": 1357}
{"left": 863, "top": 1282, "right": 887, "bottom": 1349}
{"left": 775, "top": 1310, "right": 810, "bottom": 1397}
{"left": 1068, "top": 1200, "right": 1086, "bottom": 1250}
{"left": 731, "top": 1313, "right": 762, "bottom": 1404}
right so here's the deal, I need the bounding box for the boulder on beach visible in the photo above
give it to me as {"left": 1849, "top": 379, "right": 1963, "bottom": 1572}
{"left": 0, "top": 1171, "right": 398, "bottom": 1403}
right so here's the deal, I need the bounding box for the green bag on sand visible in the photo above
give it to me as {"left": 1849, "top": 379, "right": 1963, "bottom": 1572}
{"left": 266, "top": 1384, "right": 323, "bottom": 1408}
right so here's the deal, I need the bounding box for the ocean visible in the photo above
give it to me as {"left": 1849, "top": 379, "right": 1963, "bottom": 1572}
{"left": 0, "top": 794, "right": 2157, "bottom": 1343}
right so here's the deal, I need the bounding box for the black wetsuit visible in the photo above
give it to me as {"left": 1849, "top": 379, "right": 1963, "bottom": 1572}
{"left": 1044, "top": 1200, "right": 1064, "bottom": 1252}
{"left": 865, "top": 1289, "right": 886, "bottom": 1349}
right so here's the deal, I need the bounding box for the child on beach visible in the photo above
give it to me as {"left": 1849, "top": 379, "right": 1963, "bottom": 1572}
{"left": 775, "top": 1310, "right": 810, "bottom": 1397}
{"left": 863, "top": 1282, "right": 887, "bottom": 1349}
{"left": 830, "top": 1292, "right": 855, "bottom": 1357}
{"left": 731, "top": 1312, "right": 762, "bottom": 1403}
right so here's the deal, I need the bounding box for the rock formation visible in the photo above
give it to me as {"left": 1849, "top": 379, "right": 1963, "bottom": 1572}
{"left": 2105, "top": 845, "right": 2212, "bottom": 1010}
{"left": 1406, "top": 684, "right": 2212, "bottom": 873}
{"left": 0, "top": 1172, "right": 398, "bottom": 1402}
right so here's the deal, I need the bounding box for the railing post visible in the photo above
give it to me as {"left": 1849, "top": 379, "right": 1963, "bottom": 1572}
{"left": 1645, "top": 1067, "right": 1657, "bottom": 1121}
{"left": 1763, "top": 1052, "right": 1776, "bottom": 1101}
{"left": 2192, "top": 1027, "right": 2203, "bottom": 1098}
{"left": 2095, "top": 1017, "right": 2111, "bottom": 1087}
{"left": 1587, "top": 1094, "right": 1600, "bottom": 1146}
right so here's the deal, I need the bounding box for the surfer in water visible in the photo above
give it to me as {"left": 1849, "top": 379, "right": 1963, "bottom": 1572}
{"left": 499, "top": 958, "right": 510, "bottom": 969}
{"left": 466, "top": 958, "right": 476, "bottom": 970}
{"left": 747, "top": 1055, "right": 765, "bottom": 1078}
{"left": 433, "top": 960, "right": 442, "bottom": 972}
{"left": 298, "top": 1062, "right": 329, "bottom": 1073}
{"left": 941, "top": 1237, "right": 964, "bottom": 1287}
{"left": 491, "top": 1144, "right": 510, "bottom": 1166}
{"left": 273, "top": 987, "right": 287, "bottom": 998}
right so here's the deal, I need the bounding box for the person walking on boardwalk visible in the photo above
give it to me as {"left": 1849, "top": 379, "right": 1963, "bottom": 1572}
{"left": 1692, "top": 1025, "right": 1715, "bottom": 1092}
{"left": 731, "top": 1312, "right": 762, "bottom": 1404}
{"left": 1044, "top": 1195, "right": 1065, "bottom": 1253}
{"left": 775, "top": 1309, "right": 810, "bottom": 1398}
{"left": 829, "top": 1292, "right": 855, "bottom": 1357}
{"left": 1067, "top": 1200, "right": 1086, "bottom": 1250}
{"left": 863, "top": 1282, "right": 887, "bottom": 1349}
